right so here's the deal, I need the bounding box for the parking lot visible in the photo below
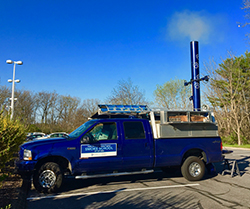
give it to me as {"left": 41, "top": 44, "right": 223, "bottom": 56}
{"left": 26, "top": 148, "right": 250, "bottom": 209}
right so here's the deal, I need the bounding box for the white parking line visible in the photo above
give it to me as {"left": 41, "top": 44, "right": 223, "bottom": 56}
{"left": 27, "top": 183, "right": 200, "bottom": 201}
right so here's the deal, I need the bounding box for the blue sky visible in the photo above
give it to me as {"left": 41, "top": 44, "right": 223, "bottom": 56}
{"left": 0, "top": 0, "right": 248, "bottom": 104}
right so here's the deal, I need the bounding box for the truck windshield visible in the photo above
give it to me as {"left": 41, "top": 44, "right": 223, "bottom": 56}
{"left": 68, "top": 120, "right": 96, "bottom": 138}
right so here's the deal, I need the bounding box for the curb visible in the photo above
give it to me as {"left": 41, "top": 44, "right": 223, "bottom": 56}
{"left": 224, "top": 146, "right": 250, "bottom": 151}
{"left": 12, "top": 178, "right": 31, "bottom": 209}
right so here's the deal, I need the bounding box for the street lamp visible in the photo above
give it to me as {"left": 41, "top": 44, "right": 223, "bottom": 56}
{"left": 6, "top": 59, "right": 23, "bottom": 119}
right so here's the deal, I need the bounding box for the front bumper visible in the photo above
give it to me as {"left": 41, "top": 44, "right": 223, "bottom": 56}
{"left": 15, "top": 159, "right": 37, "bottom": 177}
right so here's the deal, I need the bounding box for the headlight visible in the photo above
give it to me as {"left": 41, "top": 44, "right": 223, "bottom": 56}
{"left": 23, "top": 149, "right": 32, "bottom": 161}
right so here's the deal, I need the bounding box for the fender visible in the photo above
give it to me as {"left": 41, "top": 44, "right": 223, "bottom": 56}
{"left": 180, "top": 143, "right": 208, "bottom": 164}
{"left": 33, "top": 143, "right": 74, "bottom": 173}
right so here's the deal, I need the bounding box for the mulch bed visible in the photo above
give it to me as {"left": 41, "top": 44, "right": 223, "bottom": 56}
{"left": 0, "top": 172, "right": 22, "bottom": 209}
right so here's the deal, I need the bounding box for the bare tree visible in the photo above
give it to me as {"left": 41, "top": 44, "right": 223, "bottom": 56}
{"left": 73, "top": 99, "right": 101, "bottom": 128}
{"left": 154, "top": 78, "right": 192, "bottom": 110}
{"left": 0, "top": 86, "right": 11, "bottom": 113}
{"left": 107, "top": 78, "right": 148, "bottom": 105}
{"left": 241, "top": 0, "right": 250, "bottom": 41}
{"left": 0, "top": 86, "right": 36, "bottom": 124}
{"left": 56, "top": 95, "right": 80, "bottom": 131}
{"left": 242, "top": 0, "right": 250, "bottom": 26}
{"left": 81, "top": 99, "right": 101, "bottom": 118}
{"left": 35, "top": 91, "right": 58, "bottom": 124}
{"left": 15, "top": 90, "right": 36, "bottom": 124}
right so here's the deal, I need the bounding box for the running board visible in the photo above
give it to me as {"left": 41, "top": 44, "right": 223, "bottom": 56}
{"left": 75, "top": 169, "right": 154, "bottom": 179}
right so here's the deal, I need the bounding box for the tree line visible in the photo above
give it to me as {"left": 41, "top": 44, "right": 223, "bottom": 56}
{"left": 0, "top": 78, "right": 148, "bottom": 134}
{"left": 204, "top": 51, "right": 250, "bottom": 145}
{"left": 1, "top": 51, "right": 250, "bottom": 145}
{"left": 0, "top": 87, "right": 101, "bottom": 133}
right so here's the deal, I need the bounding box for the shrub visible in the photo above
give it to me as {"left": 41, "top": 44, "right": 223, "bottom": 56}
{"left": 0, "top": 112, "right": 27, "bottom": 172}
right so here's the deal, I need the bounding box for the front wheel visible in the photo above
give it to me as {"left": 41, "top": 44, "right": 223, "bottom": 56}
{"left": 33, "top": 162, "right": 63, "bottom": 193}
{"left": 181, "top": 156, "right": 205, "bottom": 181}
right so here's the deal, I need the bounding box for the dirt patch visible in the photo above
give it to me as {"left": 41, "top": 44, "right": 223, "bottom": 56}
{"left": 0, "top": 173, "right": 22, "bottom": 209}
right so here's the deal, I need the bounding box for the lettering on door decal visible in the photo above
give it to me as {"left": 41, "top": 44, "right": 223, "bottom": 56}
{"left": 81, "top": 143, "right": 117, "bottom": 158}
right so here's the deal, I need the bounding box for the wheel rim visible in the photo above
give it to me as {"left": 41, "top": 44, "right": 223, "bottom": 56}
{"left": 39, "top": 170, "right": 56, "bottom": 188}
{"left": 189, "top": 162, "right": 201, "bottom": 177}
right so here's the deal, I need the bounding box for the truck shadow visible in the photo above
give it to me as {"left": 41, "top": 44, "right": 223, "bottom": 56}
{"left": 60, "top": 170, "right": 183, "bottom": 193}
{"left": 60, "top": 167, "right": 219, "bottom": 193}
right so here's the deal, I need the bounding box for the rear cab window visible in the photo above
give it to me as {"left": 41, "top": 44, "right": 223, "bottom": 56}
{"left": 123, "top": 121, "right": 146, "bottom": 139}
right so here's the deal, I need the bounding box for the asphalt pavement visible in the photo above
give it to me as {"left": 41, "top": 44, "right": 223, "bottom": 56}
{"left": 17, "top": 147, "right": 250, "bottom": 209}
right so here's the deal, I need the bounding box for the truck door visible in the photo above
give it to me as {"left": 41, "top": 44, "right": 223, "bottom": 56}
{"left": 122, "top": 120, "right": 153, "bottom": 169}
{"left": 77, "top": 121, "right": 122, "bottom": 173}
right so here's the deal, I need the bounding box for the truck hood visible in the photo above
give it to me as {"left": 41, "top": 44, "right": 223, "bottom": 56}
{"left": 21, "top": 137, "right": 68, "bottom": 149}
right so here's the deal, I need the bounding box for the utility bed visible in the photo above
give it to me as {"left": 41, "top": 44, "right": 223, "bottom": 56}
{"left": 150, "top": 110, "right": 218, "bottom": 138}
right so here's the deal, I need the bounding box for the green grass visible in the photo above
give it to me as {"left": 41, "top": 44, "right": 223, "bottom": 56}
{"left": 223, "top": 143, "right": 250, "bottom": 149}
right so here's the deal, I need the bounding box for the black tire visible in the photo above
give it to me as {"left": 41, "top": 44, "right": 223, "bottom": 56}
{"left": 181, "top": 156, "right": 205, "bottom": 181}
{"left": 33, "top": 162, "right": 63, "bottom": 193}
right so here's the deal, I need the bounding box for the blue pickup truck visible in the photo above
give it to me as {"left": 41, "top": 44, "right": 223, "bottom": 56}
{"left": 16, "top": 104, "right": 223, "bottom": 193}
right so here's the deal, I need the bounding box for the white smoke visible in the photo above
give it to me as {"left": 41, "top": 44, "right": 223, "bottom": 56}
{"left": 167, "top": 10, "right": 224, "bottom": 44}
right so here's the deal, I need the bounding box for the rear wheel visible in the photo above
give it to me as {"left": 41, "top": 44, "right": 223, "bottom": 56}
{"left": 181, "top": 156, "right": 205, "bottom": 181}
{"left": 33, "top": 162, "right": 63, "bottom": 193}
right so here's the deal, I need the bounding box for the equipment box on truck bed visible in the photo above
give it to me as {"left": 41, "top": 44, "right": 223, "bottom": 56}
{"left": 151, "top": 110, "right": 218, "bottom": 138}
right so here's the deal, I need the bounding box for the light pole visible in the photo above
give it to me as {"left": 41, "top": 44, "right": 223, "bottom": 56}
{"left": 6, "top": 60, "right": 23, "bottom": 119}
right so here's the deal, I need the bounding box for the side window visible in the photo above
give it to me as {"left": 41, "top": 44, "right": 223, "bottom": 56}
{"left": 123, "top": 121, "right": 145, "bottom": 139}
{"left": 82, "top": 122, "right": 117, "bottom": 143}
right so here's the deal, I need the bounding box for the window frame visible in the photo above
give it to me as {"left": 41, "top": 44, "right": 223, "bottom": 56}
{"left": 84, "top": 122, "right": 118, "bottom": 142}
{"left": 123, "top": 121, "right": 146, "bottom": 140}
